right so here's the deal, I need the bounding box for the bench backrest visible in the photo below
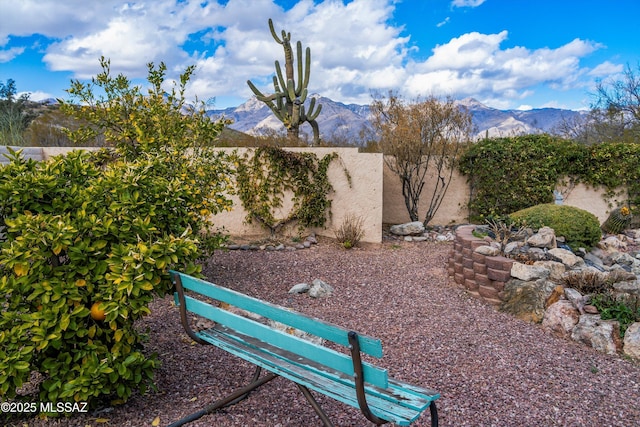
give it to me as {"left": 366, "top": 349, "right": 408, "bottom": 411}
{"left": 170, "top": 271, "right": 389, "bottom": 388}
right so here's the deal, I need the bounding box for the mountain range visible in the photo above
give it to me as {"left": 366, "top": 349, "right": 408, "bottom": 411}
{"left": 207, "top": 94, "right": 587, "bottom": 143}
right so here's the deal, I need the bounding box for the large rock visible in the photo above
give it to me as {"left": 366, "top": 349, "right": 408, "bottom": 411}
{"left": 309, "top": 278, "right": 334, "bottom": 298}
{"left": 526, "top": 226, "right": 557, "bottom": 249}
{"left": 533, "top": 260, "right": 566, "bottom": 282}
{"left": 475, "top": 245, "right": 500, "bottom": 256}
{"left": 623, "top": 322, "right": 640, "bottom": 360}
{"left": 500, "top": 279, "right": 558, "bottom": 323}
{"left": 542, "top": 300, "right": 580, "bottom": 338}
{"left": 548, "top": 248, "right": 584, "bottom": 268}
{"left": 571, "top": 314, "right": 622, "bottom": 355}
{"left": 511, "top": 262, "right": 550, "bottom": 281}
{"left": 389, "top": 221, "right": 425, "bottom": 236}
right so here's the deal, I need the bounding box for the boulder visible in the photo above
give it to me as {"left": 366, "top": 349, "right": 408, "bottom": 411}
{"left": 526, "top": 226, "right": 557, "bottom": 249}
{"left": 548, "top": 248, "right": 584, "bottom": 268}
{"left": 623, "top": 322, "right": 640, "bottom": 360}
{"left": 475, "top": 245, "right": 500, "bottom": 256}
{"left": 571, "top": 314, "right": 622, "bottom": 355}
{"left": 499, "top": 279, "right": 558, "bottom": 323}
{"left": 309, "top": 278, "right": 334, "bottom": 298}
{"left": 288, "top": 283, "right": 310, "bottom": 294}
{"left": 389, "top": 221, "right": 425, "bottom": 236}
{"left": 564, "top": 288, "right": 586, "bottom": 313}
{"left": 542, "top": 300, "right": 580, "bottom": 338}
{"left": 533, "top": 260, "right": 566, "bottom": 282}
{"left": 511, "top": 262, "right": 550, "bottom": 281}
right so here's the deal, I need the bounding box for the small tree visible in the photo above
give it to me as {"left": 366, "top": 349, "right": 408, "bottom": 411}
{"left": 0, "top": 79, "right": 37, "bottom": 146}
{"left": 371, "top": 93, "right": 472, "bottom": 225}
{"left": 0, "top": 59, "right": 234, "bottom": 413}
{"left": 559, "top": 62, "right": 640, "bottom": 144}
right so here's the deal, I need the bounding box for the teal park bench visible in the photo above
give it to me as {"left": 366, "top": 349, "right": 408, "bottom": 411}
{"left": 168, "top": 271, "right": 440, "bottom": 427}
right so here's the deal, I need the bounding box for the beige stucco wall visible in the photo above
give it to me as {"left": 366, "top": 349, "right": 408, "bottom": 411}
{"left": 382, "top": 157, "right": 470, "bottom": 225}
{"left": 33, "top": 146, "right": 622, "bottom": 242}
{"left": 212, "top": 147, "right": 384, "bottom": 243}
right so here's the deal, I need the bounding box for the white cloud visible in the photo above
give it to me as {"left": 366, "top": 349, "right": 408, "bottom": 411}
{"left": 0, "top": 0, "right": 620, "bottom": 110}
{"left": 451, "top": 0, "right": 486, "bottom": 8}
{"left": 437, "top": 17, "right": 450, "bottom": 28}
{"left": 400, "top": 30, "right": 602, "bottom": 105}
{"left": 588, "top": 60, "right": 623, "bottom": 77}
{"left": 0, "top": 45, "right": 25, "bottom": 63}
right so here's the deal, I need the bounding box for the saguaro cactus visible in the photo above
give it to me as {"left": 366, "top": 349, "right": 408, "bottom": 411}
{"left": 247, "top": 19, "right": 322, "bottom": 144}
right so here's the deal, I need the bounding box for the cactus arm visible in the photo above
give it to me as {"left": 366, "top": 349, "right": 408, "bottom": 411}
{"left": 295, "top": 41, "right": 304, "bottom": 95}
{"left": 247, "top": 80, "right": 278, "bottom": 103}
{"left": 268, "top": 18, "right": 283, "bottom": 44}
{"left": 275, "top": 61, "right": 287, "bottom": 93}
{"left": 306, "top": 98, "right": 322, "bottom": 121}
{"left": 303, "top": 47, "right": 311, "bottom": 90}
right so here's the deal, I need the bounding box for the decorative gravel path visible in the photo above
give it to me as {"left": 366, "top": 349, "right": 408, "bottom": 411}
{"left": 11, "top": 240, "right": 640, "bottom": 427}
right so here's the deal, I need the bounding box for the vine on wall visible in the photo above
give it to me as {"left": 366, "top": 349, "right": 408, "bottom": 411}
{"left": 235, "top": 146, "right": 344, "bottom": 236}
{"left": 459, "top": 135, "right": 640, "bottom": 222}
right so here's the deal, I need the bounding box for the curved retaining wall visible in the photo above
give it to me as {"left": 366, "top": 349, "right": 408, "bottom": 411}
{"left": 448, "top": 225, "right": 515, "bottom": 306}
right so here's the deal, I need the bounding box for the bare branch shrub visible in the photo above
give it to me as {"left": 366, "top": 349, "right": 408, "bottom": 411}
{"left": 334, "top": 213, "right": 365, "bottom": 249}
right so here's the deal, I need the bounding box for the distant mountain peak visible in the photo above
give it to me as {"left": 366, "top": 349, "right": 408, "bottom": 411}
{"left": 206, "top": 95, "right": 583, "bottom": 143}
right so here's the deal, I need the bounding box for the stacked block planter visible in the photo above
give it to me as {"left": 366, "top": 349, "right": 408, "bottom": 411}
{"left": 448, "top": 225, "right": 515, "bottom": 306}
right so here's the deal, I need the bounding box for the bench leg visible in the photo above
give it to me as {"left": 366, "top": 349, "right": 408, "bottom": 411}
{"left": 295, "top": 383, "right": 335, "bottom": 427}
{"left": 430, "top": 401, "right": 439, "bottom": 427}
{"left": 167, "top": 366, "right": 278, "bottom": 427}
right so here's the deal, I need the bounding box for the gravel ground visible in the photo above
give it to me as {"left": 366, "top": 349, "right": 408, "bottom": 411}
{"left": 9, "top": 239, "right": 640, "bottom": 427}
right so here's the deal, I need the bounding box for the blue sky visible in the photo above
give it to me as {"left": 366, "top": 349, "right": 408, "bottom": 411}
{"left": 0, "top": 0, "right": 638, "bottom": 110}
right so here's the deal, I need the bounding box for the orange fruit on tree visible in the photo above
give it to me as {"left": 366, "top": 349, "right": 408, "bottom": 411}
{"left": 90, "top": 302, "right": 106, "bottom": 321}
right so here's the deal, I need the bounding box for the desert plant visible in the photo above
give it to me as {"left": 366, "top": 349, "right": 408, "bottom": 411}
{"left": 509, "top": 204, "right": 602, "bottom": 251}
{"left": 601, "top": 206, "right": 634, "bottom": 234}
{"left": 334, "top": 213, "right": 365, "bottom": 249}
{"left": 371, "top": 93, "right": 472, "bottom": 225}
{"left": 484, "top": 215, "right": 528, "bottom": 254}
{"left": 247, "top": 19, "right": 322, "bottom": 144}
{"left": 591, "top": 294, "right": 640, "bottom": 337}
{"left": 560, "top": 270, "right": 611, "bottom": 295}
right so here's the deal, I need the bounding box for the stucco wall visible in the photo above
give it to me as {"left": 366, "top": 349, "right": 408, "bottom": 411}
{"left": 210, "top": 147, "right": 384, "bottom": 243}
{"left": 382, "top": 157, "right": 470, "bottom": 225}
{"left": 27, "top": 146, "right": 623, "bottom": 242}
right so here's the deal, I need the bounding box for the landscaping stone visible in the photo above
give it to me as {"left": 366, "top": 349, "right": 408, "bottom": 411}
{"left": 309, "top": 278, "right": 334, "bottom": 298}
{"left": 571, "top": 314, "right": 622, "bottom": 355}
{"left": 533, "top": 260, "right": 566, "bottom": 282}
{"left": 511, "top": 262, "right": 550, "bottom": 281}
{"left": 526, "top": 226, "right": 556, "bottom": 249}
{"left": 623, "top": 322, "right": 640, "bottom": 360}
{"left": 499, "top": 279, "right": 557, "bottom": 323}
{"left": 390, "top": 221, "right": 425, "bottom": 236}
{"left": 288, "top": 283, "right": 311, "bottom": 294}
{"left": 475, "top": 245, "right": 500, "bottom": 256}
{"left": 548, "top": 248, "right": 584, "bottom": 268}
{"left": 542, "top": 300, "right": 580, "bottom": 338}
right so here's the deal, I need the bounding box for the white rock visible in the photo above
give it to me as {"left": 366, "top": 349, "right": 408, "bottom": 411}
{"left": 390, "top": 221, "right": 425, "bottom": 236}
{"left": 511, "top": 262, "right": 550, "bottom": 281}
{"left": 548, "top": 248, "right": 584, "bottom": 268}
{"left": 527, "top": 226, "right": 557, "bottom": 249}
{"left": 475, "top": 245, "right": 500, "bottom": 256}
{"left": 623, "top": 322, "right": 640, "bottom": 360}
{"left": 309, "top": 278, "right": 334, "bottom": 298}
{"left": 571, "top": 314, "right": 622, "bottom": 355}
{"left": 288, "top": 283, "right": 310, "bottom": 294}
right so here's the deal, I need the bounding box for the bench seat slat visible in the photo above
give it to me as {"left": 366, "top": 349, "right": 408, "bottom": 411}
{"left": 180, "top": 294, "right": 389, "bottom": 388}
{"left": 196, "top": 325, "right": 439, "bottom": 426}
{"left": 172, "top": 272, "right": 383, "bottom": 357}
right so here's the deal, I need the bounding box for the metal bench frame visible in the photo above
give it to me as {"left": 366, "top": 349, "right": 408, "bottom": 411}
{"left": 168, "top": 271, "right": 439, "bottom": 427}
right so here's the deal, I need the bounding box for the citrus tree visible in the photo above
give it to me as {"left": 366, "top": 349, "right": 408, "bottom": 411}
{"left": 0, "top": 59, "right": 233, "bottom": 412}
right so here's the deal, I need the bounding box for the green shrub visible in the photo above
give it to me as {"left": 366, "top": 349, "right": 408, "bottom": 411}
{"left": 458, "top": 135, "right": 586, "bottom": 221}
{"left": 0, "top": 148, "right": 232, "bottom": 411}
{"left": 509, "top": 204, "right": 602, "bottom": 251}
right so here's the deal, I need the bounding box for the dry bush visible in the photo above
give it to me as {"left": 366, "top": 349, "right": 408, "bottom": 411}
{"left": 334, "top": 213, "right": 365, "bottom": 249}
{"left": 561, "top": 270, "right": 612, "bottom": 295}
